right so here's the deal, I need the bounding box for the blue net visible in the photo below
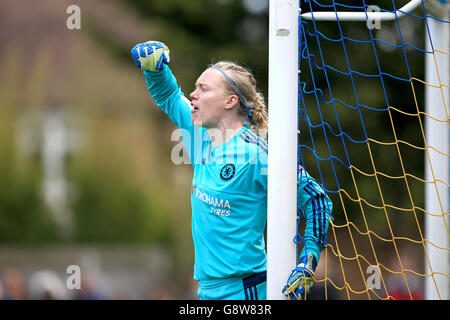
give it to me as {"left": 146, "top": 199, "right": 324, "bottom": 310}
{"left": 296, "top": 0, "right": 449, "bottom": 300}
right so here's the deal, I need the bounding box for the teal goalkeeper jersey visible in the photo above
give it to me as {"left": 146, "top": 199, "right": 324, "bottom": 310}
{"left": 143, "top": 65, "right": 332, "bottom": 281}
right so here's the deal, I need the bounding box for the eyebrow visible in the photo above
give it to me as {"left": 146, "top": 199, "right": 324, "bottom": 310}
{"left": 195, "top": 82, "right": 208, "bottom": 88}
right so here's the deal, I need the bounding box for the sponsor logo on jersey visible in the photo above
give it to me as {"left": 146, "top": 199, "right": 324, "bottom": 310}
{"left": 194, "top": 188, "right": 231, "bottom": 216}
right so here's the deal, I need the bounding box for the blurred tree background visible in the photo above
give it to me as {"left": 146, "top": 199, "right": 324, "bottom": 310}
{"left": 0, "top": 0, "right": 436, "bottom": 298}
{"left": 0, "top": 0, "right": 271, "bottom": 295}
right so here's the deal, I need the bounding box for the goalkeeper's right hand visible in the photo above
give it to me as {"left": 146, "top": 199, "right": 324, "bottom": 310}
{"left": 131, "top": 41, "right": 170, "bottom": 72}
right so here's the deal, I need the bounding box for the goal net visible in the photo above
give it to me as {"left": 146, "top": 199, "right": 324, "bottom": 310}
{"left": 268, "top": 0, "right": 449, "bottom": 300}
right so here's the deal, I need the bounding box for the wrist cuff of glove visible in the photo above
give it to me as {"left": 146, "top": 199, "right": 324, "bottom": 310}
{"left": 300, "top": 240, "right": 322, "bottom": 267}
{"left": 143, "top": 63, "right": 168, "bottom": 78}
{"left": 299, "top": 252, "right": 318, "bottom": 272}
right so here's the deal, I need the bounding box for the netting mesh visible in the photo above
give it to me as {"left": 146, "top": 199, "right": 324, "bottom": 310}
{"left": 297, "top": 0, "right": 449, "bottom": 299}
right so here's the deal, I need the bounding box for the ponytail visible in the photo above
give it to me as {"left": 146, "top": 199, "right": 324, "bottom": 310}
{"left": 248, "top": 91, "right": 268, "bottom": 140}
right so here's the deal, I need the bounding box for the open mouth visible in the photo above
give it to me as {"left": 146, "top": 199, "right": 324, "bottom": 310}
{"left": 191, "top": 103, "right": 199, "bottom": 111}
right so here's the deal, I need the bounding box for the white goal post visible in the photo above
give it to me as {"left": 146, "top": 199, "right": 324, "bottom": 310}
{"left": 267, "top": 0, "right": 299, "bottom": 300}
{"left": 423, "top": 1, "right": 449, "bottom": 301}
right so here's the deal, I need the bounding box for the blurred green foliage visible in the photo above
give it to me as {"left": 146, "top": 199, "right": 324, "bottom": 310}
{"left": 0, "top": 58, "right": 60, "bottom": 243}
{"left": 69, "top": 147, "right": 174, "bottom": 244}
{"left": 0, "top": 28, "right": 178, "bottom": 248}
{"left": 0, "top": 121, "right": 61, "bottom": 244}
{"left": 118, "top": 0, "right": 269, "bottom": 92}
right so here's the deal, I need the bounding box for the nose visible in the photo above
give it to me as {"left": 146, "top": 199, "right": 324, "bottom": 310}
{"left": 190, "top": 88, "right": 198, "bottom": 100}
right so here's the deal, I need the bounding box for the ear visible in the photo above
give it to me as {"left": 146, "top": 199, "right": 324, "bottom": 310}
{"left": 224, "top": 95, "right": 239, "bottom": 110}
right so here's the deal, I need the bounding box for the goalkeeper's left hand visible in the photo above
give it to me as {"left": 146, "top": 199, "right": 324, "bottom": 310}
{"left": 282, "top": 253, "right": 317, "bottom": 300}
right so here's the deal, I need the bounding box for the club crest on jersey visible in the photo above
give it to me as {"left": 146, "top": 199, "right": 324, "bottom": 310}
{"left": 220, "top": 163, "right": 235, "bottom": 181}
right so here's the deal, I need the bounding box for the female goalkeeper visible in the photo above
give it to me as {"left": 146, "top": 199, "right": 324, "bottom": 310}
{"left": 131, "top": 41, "right": 333, "bottom": 300}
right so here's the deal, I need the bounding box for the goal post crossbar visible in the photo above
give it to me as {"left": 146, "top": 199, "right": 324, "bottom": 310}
{"left": 300, "top": 0, "right": 446, "bottom": 22}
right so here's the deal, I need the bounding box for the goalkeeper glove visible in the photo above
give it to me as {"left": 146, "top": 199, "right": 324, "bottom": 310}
{"left": 282, "top": 252, "right": 317, "bottom": 300}
{"left": 131, "top": 41, "right": 170, "bottom": 72}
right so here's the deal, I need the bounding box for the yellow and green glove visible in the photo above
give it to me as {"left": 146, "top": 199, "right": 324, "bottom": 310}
{"left": 282, "top": 252, "right": 317, "bottom": 300}
{"left": 131, "top": 41, "right": 170, "bottom": 72}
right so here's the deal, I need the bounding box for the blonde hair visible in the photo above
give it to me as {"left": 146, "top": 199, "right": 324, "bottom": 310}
{"left": 210, "top": 61, "right": 268, "bottom": 140}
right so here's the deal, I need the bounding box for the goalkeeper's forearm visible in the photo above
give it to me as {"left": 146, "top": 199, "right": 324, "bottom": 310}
{"left": 131, "top": 41, "right": 193, "bottom": 130}
{"left": 299, "top": 202, "right": 332, "bottom": 261}
{"left": 143, "top": 65, "right": 180, "bottom": 108}
{"left": 297, "top": 170, "right": 333, "bottom": 262}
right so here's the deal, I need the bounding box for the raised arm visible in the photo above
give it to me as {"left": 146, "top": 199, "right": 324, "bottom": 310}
{"left": 131, "top": 41, "right": 203, "bottom": 164}
{"left": 131, "top": 41, "right": 193, "bottom": 131}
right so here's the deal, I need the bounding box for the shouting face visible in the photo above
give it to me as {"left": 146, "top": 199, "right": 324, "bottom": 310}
{"left": 189, "top": 68, "right": 238, "bottom": 129}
